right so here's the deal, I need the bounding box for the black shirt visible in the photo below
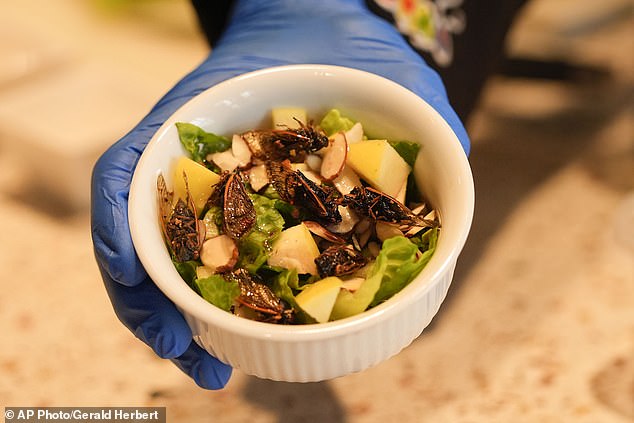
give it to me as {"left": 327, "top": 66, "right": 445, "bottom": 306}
{"left": 190, "top": 0, "right": 527, "bottom": 121}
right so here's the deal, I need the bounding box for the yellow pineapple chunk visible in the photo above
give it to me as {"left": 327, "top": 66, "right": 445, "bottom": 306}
{"left": 172, "top": 156, "right": 220, "bottom": 216}
{"left": 345, "top": 140, "right": 410, "bottom": 198}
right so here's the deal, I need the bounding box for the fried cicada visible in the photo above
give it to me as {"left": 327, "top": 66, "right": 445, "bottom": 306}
{"left": 207, "top": 171, "right": 256, "bottom": 240}
{"left": 344, "top": 186, "right": 437, "bottom": 229}
{"left": 315, "top": 244, "right": 367, "bottom": 278}
{"left": 266, "top": 160, "right": 341, "bottom": 224}
{"left": 228, "top": 268, "right": 294, "bottom": 323}
{"left": 157, "top": 173, "right": 205, "bottom": 262}
{"left": 241, "top": 121, "right": 328, "bottom": 162}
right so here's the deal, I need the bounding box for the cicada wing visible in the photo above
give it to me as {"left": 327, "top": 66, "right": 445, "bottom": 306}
{"left": 157, "top": 173, "right": 173, "bottom": 241}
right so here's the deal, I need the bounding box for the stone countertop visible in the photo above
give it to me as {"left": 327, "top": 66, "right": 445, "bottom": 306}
{"left": 0, "top": 1, "right": 632, "bottom": 422}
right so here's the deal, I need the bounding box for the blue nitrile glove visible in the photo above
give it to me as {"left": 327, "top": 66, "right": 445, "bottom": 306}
{"left": 91, "top": 0, "right": 470, "bottom": 390}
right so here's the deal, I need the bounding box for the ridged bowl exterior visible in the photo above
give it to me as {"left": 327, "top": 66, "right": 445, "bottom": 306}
{"left": 182, "top": 264, "right": 454, "bottom": 382}
{"left": 129, "top": 65, "right": 474, "bottom": 383}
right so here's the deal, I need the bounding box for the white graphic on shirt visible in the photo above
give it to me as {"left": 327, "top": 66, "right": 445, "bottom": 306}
{"left": 374, "top": 0, "right": 466, "bottom": 67}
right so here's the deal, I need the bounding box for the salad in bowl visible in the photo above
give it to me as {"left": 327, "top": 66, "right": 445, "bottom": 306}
{"left": 158, "top": 107, "right": 439, "bottom": 325}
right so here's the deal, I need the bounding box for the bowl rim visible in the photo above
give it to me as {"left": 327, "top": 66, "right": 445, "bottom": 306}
{"left": 129, "top": 64, "right": 474, "bottom": 342}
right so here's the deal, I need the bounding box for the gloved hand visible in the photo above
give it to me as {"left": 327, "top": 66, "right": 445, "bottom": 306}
{"left": 91, "top": 0, "right": 470, "bottom": 390}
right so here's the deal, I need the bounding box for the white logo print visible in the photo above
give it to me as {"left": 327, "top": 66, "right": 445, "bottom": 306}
{"left": 374, "top": 0, "right": 466, "bottom": 67}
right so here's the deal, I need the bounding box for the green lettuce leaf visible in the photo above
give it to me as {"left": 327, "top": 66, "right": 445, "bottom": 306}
{"left": 176, "top": 122, "right": 231, "bottom": 163}
{"left": 388, "top": 140, "right": 420, "bottom": 167}
{"left": 271, "top": 269, "right": 316, "bottom": 324}
{"left": 370, "top": 234, "right": 437, "bottom": 306}
{"left": 329, "top": 260, "right": 385, "bottom": 321}
{"left": 330, "top": 234, "right": 438, "bottom": 320}
{"left": 273, "top": 199, "right": 304, "bottom": 227}
{"left": 410, "top": 226, "right": 439, "bottom": 256}
{"left": 195, "top": 274, "right": 240, "bottom": 312}
{"left": 387, "top": 140, "right": 421, "bottom": 203}
{"left": 319, "top": 109, "right": 355, "bottom": 136}
{"left": 173, "top": 260, "right": 199, "bottom": 293}
{"left": 251, "top": 193, "right": 285, "bottom": 235}
{"left": 238, "top": 231, "right": 270, "bottom": 273}
{"left": 237, "top": 194, "right": 285, "bottom": 273}
{"left": 261, "top": 186, "right": 305, "bottom": 224}
{"left": 202, "top": 206, "right": 223, "bottom": 238}
{"left": 271, "top": 268, "right": 299, "bottom": 307}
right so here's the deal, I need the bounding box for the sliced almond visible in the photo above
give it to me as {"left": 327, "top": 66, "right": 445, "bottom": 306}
{"left": 200, "top": 234, "right": 239, "bottom": 272}
{"left": 327, "top": 206, "right": 359, "bottom": 234}
{"left": 358, "top": 227, "right": 372, "bottom": 248}
{"left": 305, "top": 154, "right": 322, "bottom": 172}
{"left": 404, "top": 225, "right": 429, "bottom": 237}
{"left": 355, "top": 218, "right": 372, "bottom": 235}
{"left": 424, "top": 210, "right": 437, "bottom": 222}
{"left": 367, "top": 241, "right": 380, "bottom": 257}
{"left": 300, "top": 169, "right": 323, "bottom": 185}
{"left": 344, "top": 122, "right": 364, "bottom": 144}
{"left": 332, "top": 165, "right": 362, "bottom": 195}
{"left": 395, "top": 179, "right": 407, "bottom": 205}
{"left": 376, "top": 221, "right": 403, "bottom": 242}
{"left": 248, "top": 164, "right": 270, "bottom": 192}
{"left": 231, "top": 134, "right": 252, "bottom": 166}
{"left": 209, "top": 150, "right": 241, "bottom": 172}
{"left": 342, "top": 277, "right": 365, "bottom": 293}
{"left": 410, "top": 203, "right": 427, "bottom": 216}
{"left": 291, "top": 163, "right": 309, "bottom": 171}
{"left": 320, "top": 132, "right": 348, "bottom": 181}
{"left": 352, "top": 234, "right": 362, "bottom": 251}
{"left": 290, "top": 163, "right": 322, "bottom": 184}
{"left": 196, "top": 265, "right": 214, "bottom": 279}
{"left": 303, "top": 220, "right": 346, "bottom": 243}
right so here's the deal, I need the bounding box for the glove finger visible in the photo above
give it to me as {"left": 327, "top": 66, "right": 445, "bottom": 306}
{"left": 102, "top": 268, "right": 232, "bottom": 388}
{"left": 92, "top": 136, "right": 151, "bottom": 288}
{"left": 101, "top": 268, "right": 193, "bottom": 359}
{"left": 170, "top": 341, "right": 233, "bottom": 390}
{"left": 91, "top": 88, "right": 216, "bottom": 288}
{"left": 91, "top": 55, "right": 288, "bottom": 289}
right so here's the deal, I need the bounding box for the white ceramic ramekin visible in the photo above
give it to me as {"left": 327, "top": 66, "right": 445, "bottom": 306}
{"left": 129, "top": 64, "right": 474, "bottom": 382}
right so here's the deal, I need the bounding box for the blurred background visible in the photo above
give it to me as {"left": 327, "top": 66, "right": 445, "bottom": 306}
{"left": 0, "top": 0, "right": 632, "bottom": 422}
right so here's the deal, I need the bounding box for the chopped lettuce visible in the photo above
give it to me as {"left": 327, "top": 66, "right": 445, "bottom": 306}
{"left": 271, "top": 269, "right": 299, "bottom": 307}
{"left": 176, "top": 122, "right": 231, "bottom": 163}
{"left": 319, "top": 109, "right": 355, "bottom": 136}
{"left": 238, "top": 231, "right": 269, "bottom": 273}
{"left": 272, "top": 269, "right": 316, "bottom": 324}
{"left": 261, "top": 186, "right": 304, "bottom": 226}
{"left": 195, "top": 274, "right": 240, "bottom": 312}
{"left": 237, "top": 194, "right": 285, "bottom": 273}
{"left": 410, "top": 227, "right": 439, "bottom": 257}
{"left": 202, "top": 206, "right": 223, "bottom": 238}
{"left": 329, "top": 259, "right": 385, "bottom": 321}
{"left": 250, "top": 194, "right": 285, "bottom": 237}
{"left": 330, "top": 234, "right": 437, "bottom": 320}
{"left": 370, "top": 233, "right": 437, "bottom": 306}
{"left": 320, "top": 109, "right": 424, "bottom": 204}
{"left": 173, "top": 260, "right": 199, "bottom": 293}
{"left": 261, "top": 184, "right": 281, "bottom": 200}
{"left": 386, "top": 140, "right": 421, "bottom": 203}
{"left": 320, "top": 110, "right": 420, "bottom": 168}
{"left": 273, "top": 200, "right": 303, "bottom": 227}
{"left": 388, "top": 141, "right": 420, "bottom": 167}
